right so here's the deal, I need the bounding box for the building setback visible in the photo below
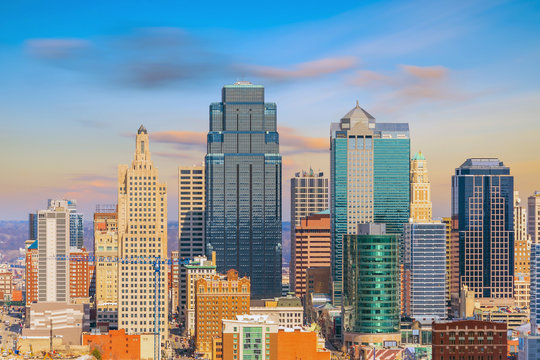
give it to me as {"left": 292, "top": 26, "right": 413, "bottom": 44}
{"left": 205, "top": 82, "right": 282, "bottom": 299}
{"left": 529, "top": 191, "right": 540, "bottom": 244}
{"left": 451, "top": 158, "right": 514, "bottom": 299}
{"left": 178, "top": 165, "right": 205, "bottom": 258}
{"left": 330, "top": 103, "right": 409, "bottom": 305}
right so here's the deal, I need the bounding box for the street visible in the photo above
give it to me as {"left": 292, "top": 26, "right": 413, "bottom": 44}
{"left": 0, "top": 307, "right": 22, "bottom": 355}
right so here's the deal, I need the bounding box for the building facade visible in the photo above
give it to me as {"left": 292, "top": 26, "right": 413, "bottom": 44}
{"left": 432, "top": 320, "right": 507, "bottom": 359}
{"left": 205, "top": 82, "right": 282, "bottom": 299}
{"left": 69, "top": 247, "right": 90, "bottom": 300}
{"left": 117, "top": 126, "right": 168, "bottom": 341}
{"left": 529, "top": 191, "right": 540, "bottom": 244}
{"left": 195, "top": 269, "right": 250, "bottom": 358}
{"left": 531, "top": 244, "right": 540, "bottom": 329}
{"left": 37, "top": 200, "right": 70, "bottom": 302}
{"left": 290, "top": 211, "right": 331, "bottom": 297}
{"left": 169, "top": 250, "right": 179, "bottom": 315}
{"left": 451, "top": 158, "right": 514, "bottom": 299}
{"left": 0, "top": 271, "right": 13, "bottom": 301}
{"left": 330, "top": 103, "right": 409, "bottom": 304}
{"left": 515, "top": 191, "right": 531, "bottom": 275}
{"left": 410, "top": 151, "right": 432, "bottom": 223}
{"left": 250, "top": 295, "right": 304, "bottom": 328}
{"left": 178, "top": 165, "right": 205, "bottom": 258}
{"left": 25, "top": 240, "right": 38, "bottom": 305}
{"left": 342, "top": 224, "right": 400, "bottom": 346}
{"left": 403, "top": 222, "right": 446, "bottom": 321}
{"left": 47, "top": 199, "right": 84, "bottom": 249}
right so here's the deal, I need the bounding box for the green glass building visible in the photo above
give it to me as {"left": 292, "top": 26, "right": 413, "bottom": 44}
{"left": 342, "top": 224, "right": 400, "bottom": 336}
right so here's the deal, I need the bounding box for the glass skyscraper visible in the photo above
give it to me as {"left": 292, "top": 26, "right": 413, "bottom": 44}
{"left": 531, "top": 243, "right": 540, "bottom": 331}
{"left": 330, "top": 103, "right": 409, "bottom": 304}
{"left": 451, "top": 158, "right": 514, "bottom": 299}
{"left": 205, "top": 82, "right": 282, "bottom": 299}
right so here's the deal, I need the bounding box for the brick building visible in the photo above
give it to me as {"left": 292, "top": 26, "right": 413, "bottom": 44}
{"left": 83, "top": 329, "right": 154, "bottom": 360}
{"left": 432, "top": 320, "right": 507, "bottom": 359}
{"left": 195, "top": 269, "right": 250, "bottom": 359}
{"left": 70, "top": 248, "right": 91, "bottom": 299}
{"left": 0, "top": 271, "right": 13, "bottom": 301}
{"left": 25, "top": 240, "right": 38, "bottom": 305}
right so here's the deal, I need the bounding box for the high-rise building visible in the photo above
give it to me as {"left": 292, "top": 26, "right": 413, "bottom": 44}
{"left": 117, "top": 126, "right": 168, "bottom": 342}
{"left": 37, "top": 200, "right": 70, "bottom": 302}
{"left": 531, "top": 244, "right": 540, "bottom": 331}
{"left": 529, "top": 191, "right": 540, "bottom": 244}
{"left": 205, "top": 82, "right": 282, "bottom": 299}
{"left": 178, "top": 165, "right": 205, "bottom": 258}
{"left": 515, "top": 191, "right": 531, "bottom": 275}
{"left": 452, "top": 158, "right": 514, "bottom": 299}
{"left": 195, "top": 269, "right": 250, "bottom": 358}
{"left": 47, "top": 199, "right": 84, "bottom": 248}
{"left": 403, "top": 222, "right": 447, "bottom": 320}
{"left": 330, "top": 103, "right": 409, "bottom": 304}
{"left": 93, "top": 205, "right": 118, "bottom": 329}
{"left": 410, "top": 151, "right": 432, "bottom": 222}
{"left": 25, "top": 240, "right": 38, "bottom": 305}
{"left": 342, "top": 224, "right": 400, "bottom": 346}
{"left": 179, "top": 254, "right": 217, "bottom": 336}
{"left": 441, "top": 218, "right": 452, "bottom": 305}
{"left": 169, "top": 250, "right": 179, "bottom": 315}
{"left": 290, "top": 211, "right": 330, "bottom": 297}
{"left": 28, "top": 213, "right": 37, "bottom": 241}
{"left": 69, "top": 247, "right": 90, "bottom": 300}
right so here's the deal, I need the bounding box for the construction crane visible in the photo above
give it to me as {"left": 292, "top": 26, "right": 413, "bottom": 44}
{"left": 153, "top": 256, "right": 161, "bottom": 360}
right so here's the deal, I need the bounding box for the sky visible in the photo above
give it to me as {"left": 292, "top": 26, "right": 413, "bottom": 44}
{"left": 1, "top": 0, "right": 539, "bottom": 221}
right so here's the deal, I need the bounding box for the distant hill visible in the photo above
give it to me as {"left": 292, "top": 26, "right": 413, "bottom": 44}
{"left": 0, "top": 220, "right": 292, "bottom": 265}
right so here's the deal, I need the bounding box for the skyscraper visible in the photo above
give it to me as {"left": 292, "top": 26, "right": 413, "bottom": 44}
{"left": 48, "top": 199, "right": 84, "bottom": 248}
{"left": 451, "top": 158, "right": 514, "bottom": 299}
{"left": 531, "top": 243, "right": 540, "bottom": 331}
{"left": 178, "top": 165, "right": 205, "bottom": 258}
{"left": 410, "top": 151, "right": 432, "bottom": 223}
{"left": 37, "top": 200, "right": 70, "bottom": 302}
{"left": 514, "top": 191, "right": 531, "bottom": 275}
{"left": 403, "top": 222, "right": 447, "bottom": 320}
{"left": 290, "top": 169, "right": 328, "bottom": 232}
{"left": 117, "top": 126, "right": 168, "bottom": 342}
{"left": 529, "top": 191, "right": 540, "bottom": 244}
{"left": 330, "top": 103, "right": 409, "bottom": 304}
{"left": 205, "top": 82, "right": 282, "bottom": 299}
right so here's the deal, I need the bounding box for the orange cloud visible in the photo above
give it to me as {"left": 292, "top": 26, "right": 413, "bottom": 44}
{"left": 400, "top": 65, "right": 448, "bottom": 79}
{"left": 245, "top": 56, "right": 358, "bottom": 80}
{"left": 279, "top": 126, "right": 328, "bottom": 153}
{"left": 151, "top": 130, "right": 206, "bottom": 145}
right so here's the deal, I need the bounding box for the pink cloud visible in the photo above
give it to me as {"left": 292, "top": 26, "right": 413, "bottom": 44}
{"left": 151, "top": 130, "right": 206, "bottom": 146}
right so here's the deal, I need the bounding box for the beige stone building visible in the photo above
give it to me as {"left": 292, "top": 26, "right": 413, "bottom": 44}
{"left": 94, "top": 206, "right": 119, "bottom": 328}
{"left": 250, "top": 295, "right": 304, "bottom": 328}
{"left": 117, "top": 125, "right": 168, "bottom": 342}
{"left": 515, "top": 191, "right": 531, "bottom": 274}
{"left": 410, "top": 151, "right": 432, "bottom": 223}
{"left": 178, "top": 165, "right": 205, "bottom": 258}
{"left": 529, "top": 191, "right": 540, "bottom": 243}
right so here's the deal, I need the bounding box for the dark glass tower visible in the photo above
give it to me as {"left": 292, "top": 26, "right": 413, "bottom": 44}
{"left": 451, "top": 158, "right": 514, "bottom": 299}
{"left": 205, "top": 82, "right": 282, "bottom": 299}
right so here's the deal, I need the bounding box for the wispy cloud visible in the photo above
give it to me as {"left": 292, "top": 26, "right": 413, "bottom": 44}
{"left": 151, "top": 130, "right": 206, "bottom": 146}
{"left": 243, "top": 56, "right": 358, "bottom": 82}
{"left": 26, "top": 38, "right": 90, "bottom": 59}
{"left": 279, "top": 126, "right": 328, "bottom": 153}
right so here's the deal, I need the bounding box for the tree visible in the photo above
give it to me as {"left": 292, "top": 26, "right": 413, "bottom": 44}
{"left": 91, "top": 348, "right": 102, "bottom": 360}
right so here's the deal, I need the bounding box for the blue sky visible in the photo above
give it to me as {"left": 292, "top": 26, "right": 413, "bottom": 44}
{"left": 1, "top": 0, "right": 539, "bottom": 220}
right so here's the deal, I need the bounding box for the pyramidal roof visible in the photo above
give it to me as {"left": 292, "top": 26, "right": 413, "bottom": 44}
{"left": 341, "top": 100, "right": 375, "bottom": 121}
{"left": 412, "top": 151, "right": 425, "bottom": 161}
{"left": 138, "top": 125, "right": 148, "bottom": 134}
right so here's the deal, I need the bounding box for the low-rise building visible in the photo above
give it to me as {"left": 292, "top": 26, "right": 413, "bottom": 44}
{"left": 0, "top": 271, "right": 13, "bottom": 301}
{"left": 83, "top": 329, "right": 154, "bottom": 360}
{"left": 250, "top": 294, "right": 303, "bottom": 328}
{"left": 432, "top": 320, "right": 507, "bottom": 359}
{"left": 515, "top": 274, "right": 531, "bottom": 309}
{"left": 473, "top": 306, "right": 529, "bottom": 330}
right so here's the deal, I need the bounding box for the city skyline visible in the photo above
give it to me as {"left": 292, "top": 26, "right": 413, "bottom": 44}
{"left": 2, "top": 0, "right": 540, "bottom": 221}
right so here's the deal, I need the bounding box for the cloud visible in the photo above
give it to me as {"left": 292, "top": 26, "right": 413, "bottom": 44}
{"left": 279, "top": 126, "right": 328, "bottom": 153}
{"left": 243, "top": 56, "right": 358, "bottom": 81}
{"left": 401, "top": 65, "right": 448, "bottom": 79}
{"left": 26, "top": 38, "right": 90, "bottom": 59}
{"left": 151, "top": 130, "right": 206, "bottom": 146}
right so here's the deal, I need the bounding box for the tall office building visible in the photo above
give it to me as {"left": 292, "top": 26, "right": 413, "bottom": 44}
{"left": 531, "top": 244, "right": 540, "bottom": 331}
{"left": 205, "top": 82, "right": 282, "bottom": 299}
{"left": 403, "top": 222, "right": 446, "bottom": 320}
{"left": 451, "top": 158, "right": 514, "bottom": 299}
{"left": 25, "top": 240, "right": 38, "bottom": 305}
{"left": 410, "top": 151, "right": 432, "bottom": 223}
{"left": 117, "top": 126, "right": 168, "bottom": 341}
{"left": 37, "top": 200, "right": 70, "bottom": 302}
{"left": 529, "top": 191, "right": 540, "bottom": 244}
{"left": 94, "top": 205, "right": 118, "bottom": 329}
{"left": 290, "top": 168, "right": 328, "bottom": 232}
{"left": 514, "top": 192, "right": 531, "bottom": 274}
{"left": 178, "top": 166, "right": 205, "bottom": 258}
{"left": 28, "top": 213, "right": 37, "bottom": 240}
{"left": 48, "top": 199, "right": 84, "bottom": 248}
{"left": 342, "top": 224, "right": 400, "bottom": 346}
{"left": 330, "top": 103, "right": 409, "bottom": 304}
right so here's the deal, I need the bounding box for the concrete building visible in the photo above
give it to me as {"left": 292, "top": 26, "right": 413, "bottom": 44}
{"left": 37, "top": 200, "right": 71, "bottom": 302}
{"left": 178, "top": 165, "right": 205, "bottom": 258}
{"left": 452, "top": 158, "right": 514, "bottom": 299}
{"left": 93, "top": 205, "right": 118, "bottom": 329}
{"left": 179, "top": 254, "right": 217, "bottom": 335}
{"left": 25, "top": 240, "right": 38, "bottom": 305}
{"left": 290, "top": 211, "right": 331, "bottom": 297}
{"left": 330, "top": 103, "right": 409, "bottom": 305}
{"left": 473, "top": 306, "right": 529, "bottom": 330}
{"left": 83, "top": 329, "right": 154, "bottom": 360}
{"left": 250, "top": 295, "right": 304, "bottom": 328}
{"left": 195, "top": 269, "right": 250, "bottom": 358}
{"left": 518, "top": 332, "right": 540, "bottom": 359}
{"left": 45, "top": 199, "right": 84, "bottom": 249}
{"left": 22, "top": 302, "right": 90, "bottom": 345}
{"left": 410, "top": 151, "right": 432, "bottom": 223}
{"left": 403, "top": 222, "right": 446, "bottom": 321}
{"left": 205, "top": 82, "right": 282, "bottom": 299}
{"left": 169, "top": 250, "right": 179, "bottom": 315}
{"left": 117, "top": 125, "right": 168, "bottom": 343}
{"left": 342, "top": 224, "right": 400, "bottom": 347}
{"left": 515, "top": 192, "right": 531, "bottom": 278}
{"left": 0, "top": 271, "right": 13, "bottom": 301}
{"left": 529, "top": 191, "right": 540, "bottom": 243}
{"left": 531, "top": 243, "right": 540, "bottom": 329}
{"left": 432, "top": 320, "right": 507, "bottom": 359}
{"left": 514, "top": 274, "right": 531, "bottom": 309}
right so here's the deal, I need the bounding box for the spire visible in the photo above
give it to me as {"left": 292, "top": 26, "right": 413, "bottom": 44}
{"left": 356, "top": 100, "right": 359, "bottom": 108}
{"left": 138, "top": 125, "right": 147, "bottom": 134}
